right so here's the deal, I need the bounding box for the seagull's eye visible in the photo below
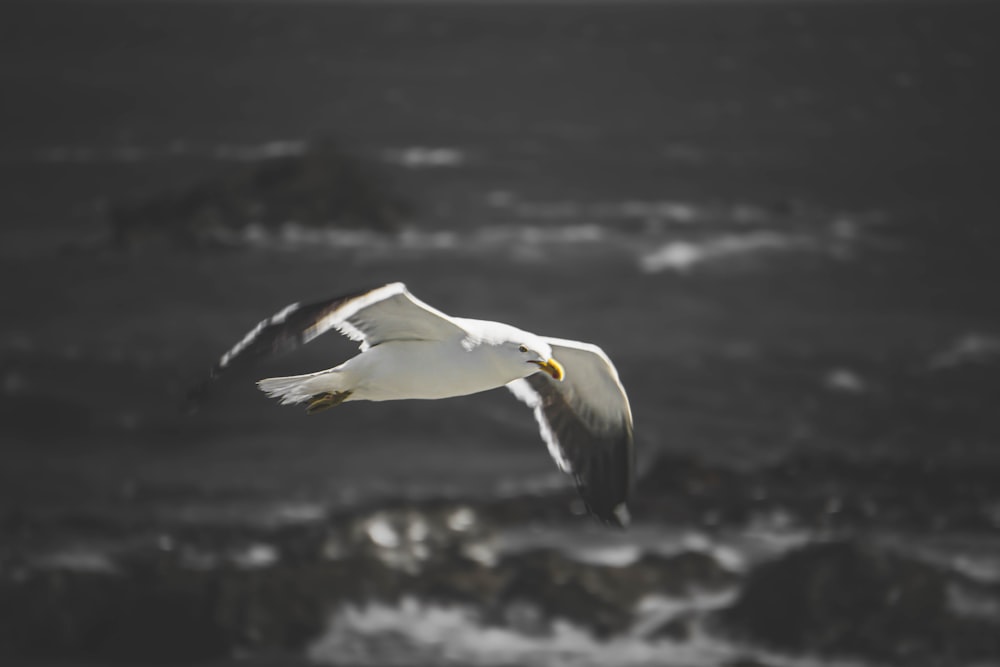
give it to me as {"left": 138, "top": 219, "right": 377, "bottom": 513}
{"left": 518, "top": 345, "right": 528, "bottom": 353}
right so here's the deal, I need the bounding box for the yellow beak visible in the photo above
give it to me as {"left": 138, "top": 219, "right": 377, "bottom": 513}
{"left": 531, "top": 357, "right": 565, "bottom": 381}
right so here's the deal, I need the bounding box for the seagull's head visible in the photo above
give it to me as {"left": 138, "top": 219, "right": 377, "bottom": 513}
{"left": 511, "top": 336, "right": 564, "bottom": 382}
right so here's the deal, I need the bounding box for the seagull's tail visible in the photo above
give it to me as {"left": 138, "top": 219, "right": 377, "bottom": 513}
{"left": 257, "top": 370, "right": 343, "bottom": 405}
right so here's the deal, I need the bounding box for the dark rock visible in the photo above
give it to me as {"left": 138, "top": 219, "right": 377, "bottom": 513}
{"left": 635, "top": 454, "right": 752, "bottom": 525}
{"left": 414, "top": 554, "right": 506, "bottom": 606}
{"left": 109, "top": 140, "right": 412, "bottom": 249}
{"left": 651, "top": 612, "right": 695, "bottom": 641}
{"left": 634, "top": 550, "right": 738, "bottom": 595}
{"left": 493, "top": 549, "right": 633, "bottom": 636}
{"left": 0, "top": 568, "right": 230, "bottom": 662}
{"left": 715, "top": 540, "right": 1000, "bottom": 664}
{"left": 0, "top": 553, "right": 402, "bottom": 663}
{"left": 0, "top": 540, "right": 733, "bottom": 661}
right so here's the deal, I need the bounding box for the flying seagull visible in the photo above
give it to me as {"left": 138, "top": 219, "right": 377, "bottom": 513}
{"left": 200, "top": 282, "right": 634, "bottom": 526}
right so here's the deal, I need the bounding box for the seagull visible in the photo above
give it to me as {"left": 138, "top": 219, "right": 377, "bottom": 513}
{"left": 200, "top": 282, "right": 634, "bottom": 526}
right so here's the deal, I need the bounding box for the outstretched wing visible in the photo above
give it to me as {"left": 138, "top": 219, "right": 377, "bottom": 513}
{"left": 205, "top": 282, "right": 465, "bottom": 380}
{"left": 507, "top": 338, "right": 634, "bottom": 527}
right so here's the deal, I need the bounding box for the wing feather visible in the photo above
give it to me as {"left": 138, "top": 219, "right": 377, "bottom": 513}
{"left": 204, "top": 282, "right": 464, "bottom": 379}
{"left": 507, "top": 339, "right": 634, "bottom": 527}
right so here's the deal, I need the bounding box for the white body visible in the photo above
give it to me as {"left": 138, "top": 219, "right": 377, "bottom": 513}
{"left": 334, "top": 337, "right": 538, "bottom": 402}
{"left": 257, "top": 318, "right": 549, "bottom": 405}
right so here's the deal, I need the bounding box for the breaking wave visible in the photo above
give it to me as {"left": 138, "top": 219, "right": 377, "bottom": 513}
{"left": 306, "top": 596, "right": 871, "bottom": 667}
{"left": 638, "top": 231, "right": 815, "bottom": 273}
{"left": 307, "top": 596, "right": 731, "bottom": 667}
{"left": 30, "top": 140, "right": 309, "bottom": 163}
{"left": 380, "top": 146, "right": 467, "bottom": 168}
{"left": 219, "top": 209, "right": 869, "bottom": 274}
{"left": 24, "top": 141, "right": 466, "bottom": 168}
{"left": 927, "top": 333, "right": 1000, "bottom": 370}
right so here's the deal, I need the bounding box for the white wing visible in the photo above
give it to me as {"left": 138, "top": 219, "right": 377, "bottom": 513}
{"left": 207, "top": 282, "right": 466, "bottom": 379}
{"left": 507, "top": 338, "right": 634, "bottom": 527}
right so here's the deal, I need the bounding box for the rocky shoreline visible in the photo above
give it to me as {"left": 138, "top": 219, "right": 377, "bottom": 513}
{"left": 3, "top": 453, "right": 998, "bottom": 666}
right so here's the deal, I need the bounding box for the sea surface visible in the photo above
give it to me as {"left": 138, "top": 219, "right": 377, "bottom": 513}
{"left": 1, "top": 1, "right": 999, "bottom": 665}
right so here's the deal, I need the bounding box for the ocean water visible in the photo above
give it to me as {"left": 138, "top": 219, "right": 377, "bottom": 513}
{"left": 2, "top": 0, "right": 998, "bottom": 233}
{"left": 2, "top": 1, "right": 1000, "bottom": 665}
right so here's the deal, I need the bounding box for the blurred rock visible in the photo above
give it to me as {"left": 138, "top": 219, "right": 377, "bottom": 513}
{"left": 0, "top": 496, "right": 739, "bottom": 661}
{"left": 637, "top": 452, "right": 1000, "bottom": 531}
{"left": 109, "top": 140, "right": 411, "bottom": 249}
{"left": 0, "top": 567, "right": 230, "bottom": 662}
{"left": 492, "top": 548, "right": 634, "bottom": 636}
{"left": 0, "top": 535, "right": 411, "bottom": 664}
{"left": 650, "top": 611, "right": 697, "bottom": 640}
{"left": 715, "top": 541, "right": 1000, "bottom": 664}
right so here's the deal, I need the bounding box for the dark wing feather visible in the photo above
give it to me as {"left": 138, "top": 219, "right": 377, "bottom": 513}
{"left": 208, "top": 286, "right": 371, "bottom": 379}
{"left": 507, "top": 339, "right": 634, "bottom": 527}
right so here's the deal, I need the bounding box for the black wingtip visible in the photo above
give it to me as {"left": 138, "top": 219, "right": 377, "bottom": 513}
{"left": 573, "top": 429, "right": 634, "bottom": 529}
{"left": 581, "top": 487, "right": 633, "bottom": 529}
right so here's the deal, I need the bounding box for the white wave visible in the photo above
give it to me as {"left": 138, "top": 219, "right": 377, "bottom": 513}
{"left": 492, "top": 223, "right": 606, "bottom": 245}
{"left": 873, "top": 532, "right": 1000, "bottom": 584}
{"left": 822, "top": 368, "right": 868, "bottom": 394}
{"left": 154, "top": 499, "right": 329, "bottom": 529}
{"left": 493, "top": 523, "right": 812, "bottom": 572}
{"left": 928, "top": 333, "right": 1000, "bottom": 370}
{"left": 639, "top": 231, "right": 813, "bottom": 273}
{"left": 611, "top": 200, "right": 703, "bottom": 224}
{"left": 381, "top": 146, "right": 466, "bottom": 168}
{"left": 307, "top": 596, "right": 878, "bottom": 667}
{"left": 230, "top": 542, "right": 280, "bottom": 570}
{"left": 31, "top": 141, "right": 464, "bottom": 167}
{"left": 33, "top": 547, "right": 119, "bottom": 574}
{"left": 307, "top": 597, "right": 737, "bottom": 667}
{"left": 500, "top": 197, "right": 768, "bottom": 227}
{"left": 35, "top": 145, "right": 149, "bottom": 163}
{"left": 947, "top": 582, "right": 1000, "bottom": 621}
{"left": 260, "top": 501, "right": 328, "bottom": 525}
{"left": 230, "top": 221, "right": 612, "bottom": 255}
{"left": 236, "top": 222, "right": 385, "bottom": 249}
{"left": 211, "top": 140, "right": 307, "bottom": 161}
{"left": 341, "top": 504, "right": 498, "bottom": 573}
{"left": 398, "top": 228, "right": 459, "bottom": 249}
{"left": 943, "top": 552, "right": 1000, "bottom": 584}
{"left": 32, "top": 140, "right": 308, "bottom": 164}
{"left": 630, "top": 590, "right": 737, "bottom": 638}
{"left": 446, "top": 506, "right": 478, "bottom": 532}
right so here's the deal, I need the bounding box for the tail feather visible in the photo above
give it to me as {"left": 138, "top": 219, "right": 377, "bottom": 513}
{"left": 257, "top": 370, "right": 341, "bottom": 405}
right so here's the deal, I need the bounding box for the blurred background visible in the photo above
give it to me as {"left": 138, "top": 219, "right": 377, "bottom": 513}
{"left": 1, "top": 1, "right": 999, "bottom": 665}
